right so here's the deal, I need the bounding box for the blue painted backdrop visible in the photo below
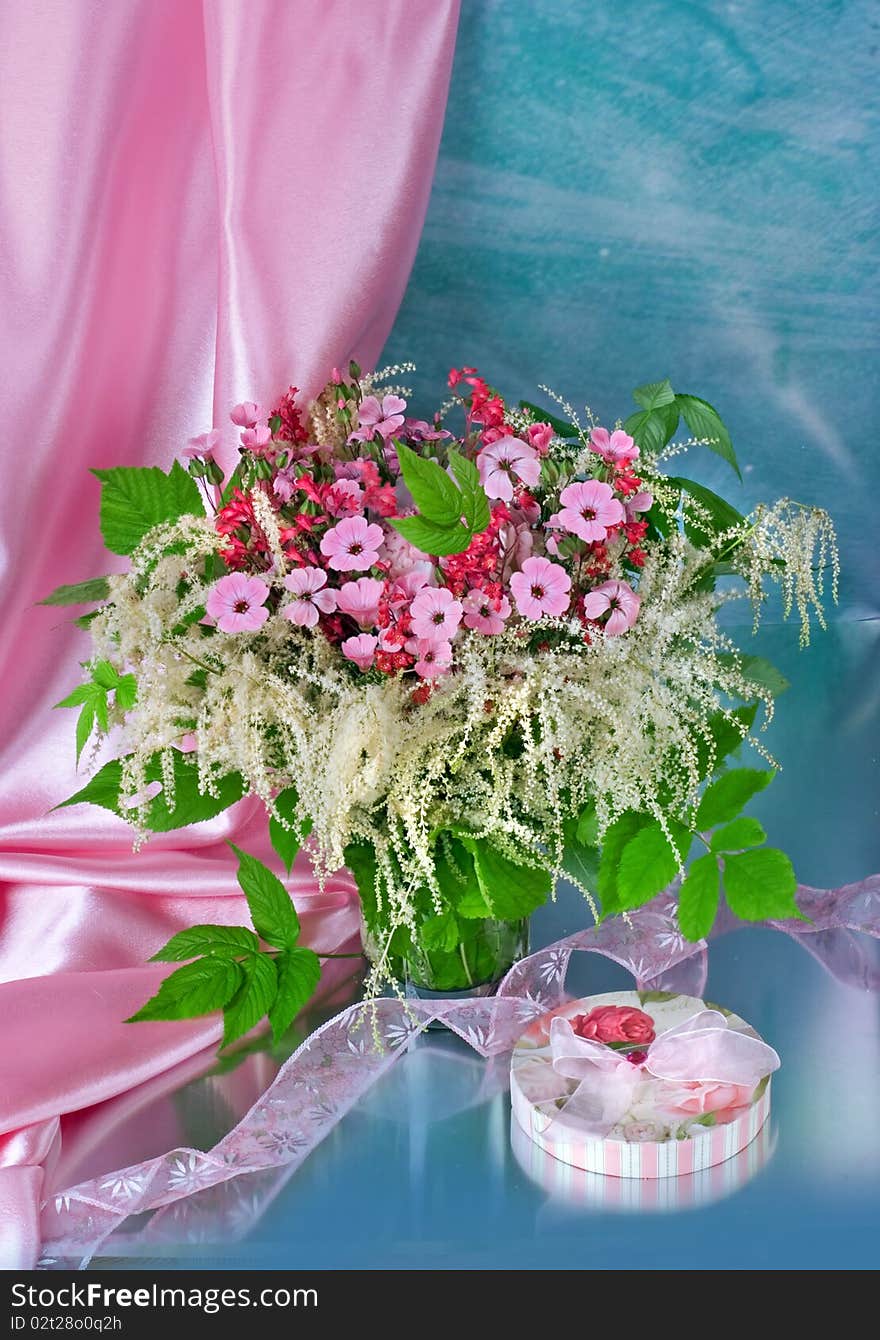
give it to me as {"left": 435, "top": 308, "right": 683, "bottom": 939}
{"left": 384, "top": 0, "right": 879, "bottom": 614}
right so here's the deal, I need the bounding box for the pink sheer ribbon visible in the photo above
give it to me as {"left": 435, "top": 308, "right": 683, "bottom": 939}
{"left": 545, "top": 1009, "right": 780, "bottom": 1141}
{"left": 35, "top": 876, "right": 879, "bottom": 1268}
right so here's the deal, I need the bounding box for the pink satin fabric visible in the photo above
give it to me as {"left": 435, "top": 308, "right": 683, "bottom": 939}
{"left": 0, "top": 0, "right": 459, "bottom": 1268}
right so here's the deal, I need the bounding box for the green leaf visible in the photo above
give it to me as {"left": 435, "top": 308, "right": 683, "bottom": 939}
{"left": 269, "top": 787, "right": 311, "bottom": 875}
{"left": 447, "top": 450, "right": 490, "bottom": 533}
{"left": 54, "top": 684, "right": 95, "bottom": 709}
{"left": 92, "top": 462, "right": 203, "bottom": 555}
{"left": 576, "top": 806, "right": 599, "bottom": 848}
{"left": 597, "top": 812, "right": 653, "bottom": 915}
{"left": 753, "top": 1074, "right": 770, "bottom": 1102}
{"left": 57, "top": 753, "right": 245, "bottom": 831}
{"left": 220, "top": 458, "right": 247, "bottom": 507}
{"left": 624, "top": 402, "right": 679, "bottom": 453}
{"left": 717, "top": 652, "right": 790, "bottom": 697}
{"left": 91, "top": 660, "right": 119, "bottom": 690}
{"left": 519, "top": 401, "right": 579, "bottom": 438}
{"left": 710, "top": 817, "right": 767, "bottom": 853}
{"left": 675, "top": 394, "right": 740, "bottom": 479}
{"left": 394, "top": 442, "right": 464, "bottom": 526}
{"left": 560, "top": 813, "right": 600, "bottom": 898}
{"left": 695, "top": 768, "right": 774, "bottom": 830}
{"left": 115, "top": 674, "right": 138, "bottom": 711}
{"left": 142, "top": 758, "right": 244, "bottom": 832}
{"left": 616, "top": 820, "right": 691, "bottom": 912}
{"left": 39, "top": 577, "right": 110, "bottom": 607}
{"left": 343, "top": 840, "right": 379, "bottom": 926}
{"left": 389, "top": 513, "right": 472, "bottom": 557}
{"left": 696, "top": 703, "right": 759, "bottom": 779}
{"left": 221, "top": 953, "right": 278, "bottom": 1047}
{"left": 456, "top": 837, "right": 551, "bottom": 920}
{"left": 127, "top": 957, "right": 243, "bottom": 1023}
{"left": 56, "top": 757, "right": 123, "bottom": 812}
{"left": 420, "top": 911, "right": 461, "bottom": 953}
{"left": 677, "top": 853, "right": 721, "bottom": 940}
{"left": 75, "top": 701, "right": 95, "bottom": 763}
{"left": 150, "top": 924, "right": 260, "bottom": 962}
{"left": 93, "top": 690, "right": 108, "bottom": 735}
{"left": 637, "top": 989, "right": 677, "bottom": 1006}
{"left": 229, "top": 844, "right": 300, "bottom": 949}
{"left": 633, "top": 379, "right": 676, "bottom": 411}
{"left": 670, "top": 476, "right": 745, "bottom": 549}
{"left": 269, "top": 946, "right": 321, "bottom": 1042}
{"left": 722, "top": 847, "right": 802, "bottom": 921}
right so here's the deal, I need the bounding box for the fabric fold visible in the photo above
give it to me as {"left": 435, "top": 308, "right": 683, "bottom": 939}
{"left": 0, "top": 0, "right": 461, "bottom": 1270}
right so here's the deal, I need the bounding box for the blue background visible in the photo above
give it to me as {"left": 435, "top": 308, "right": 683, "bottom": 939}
{"left": 384, "top": 0, "right": 879, "bottom": 615}
{"left": 92, "top": 1, "right": 880, "bottom": 1271}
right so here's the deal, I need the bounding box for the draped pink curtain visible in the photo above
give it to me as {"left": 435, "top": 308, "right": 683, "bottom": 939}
{"left": 0, "top": 0, "right": 460, "bottom": 1268}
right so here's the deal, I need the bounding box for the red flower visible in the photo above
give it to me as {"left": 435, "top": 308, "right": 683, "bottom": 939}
{"left": 364, "top": 482, "right": 398, "bottom": 516}
{"left": 270, "top": 386, "right": 309, "bottom": 444}
{"left": 215, "top": 490, "right": 269, "bottom": 571}
{"left": 613, "top": 468, "right": 643, "bottom": 497}
{"left": 375, "top": 648, "right": 414, "bottom": 676}
{"left": 571, "top": 1005, "right": 656, "bottom": 1045}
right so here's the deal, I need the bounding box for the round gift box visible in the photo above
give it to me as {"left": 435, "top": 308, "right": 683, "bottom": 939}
{"left": 510, "top": 990, "right": 773, "bottom": 1179}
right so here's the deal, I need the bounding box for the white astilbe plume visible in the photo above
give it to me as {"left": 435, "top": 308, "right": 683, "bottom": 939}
{"left": 82, "top": 490, "right": 835, "bottom": 986}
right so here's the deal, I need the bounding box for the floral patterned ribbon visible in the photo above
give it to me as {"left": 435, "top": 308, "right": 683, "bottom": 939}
{"left": 38, "top": 877, "right": 880, "bottom": 1267}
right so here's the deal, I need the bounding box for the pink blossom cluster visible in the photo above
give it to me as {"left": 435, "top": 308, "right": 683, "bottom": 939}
{"left": 187, "top": 369, "right": 651, "bottom": 694}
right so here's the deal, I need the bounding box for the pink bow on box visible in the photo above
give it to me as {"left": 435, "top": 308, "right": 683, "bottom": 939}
{"left": 545, "top": 1010, "right": 780, "bottom": 1141}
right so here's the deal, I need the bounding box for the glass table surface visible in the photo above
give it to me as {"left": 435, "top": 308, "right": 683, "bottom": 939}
{"left": 79, "top": 622, "right": 879, "bottom": 1271}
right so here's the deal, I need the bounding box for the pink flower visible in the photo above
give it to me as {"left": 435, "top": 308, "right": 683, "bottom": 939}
{"left": 388, "top": 569, "right": 432, "bottom": 604}
{"left": 581, "top": 579, "right": 641, "bottom": 636}
{"left": 325, "top": 479, "right": 364, "bottom": 517}
{"left": 509, "top": 557, "right": 571, "bottom": 620}
{"left": 320, "top": 516, "right": 384, "bottom": 572}
{"left": 408, "top": 638, "right": 453, "bottom": 679}
{"left": 571, "top": 1005, "right": 655, "bottom": 1045}
{"left": 230, "top": 402, "right": 263, "bottom": 429}
{"left": 658, "top": 1080, "right": 755, "bottom": 1121}
{"left": 590, "top": 426, "right": 639, "bottom": 465}
{"left": 205, "top": 573, "right": 270, "bottom": 634}
{"left": 555, "top": 479, "right": 625, "bottom": 542}
{"left": 409, "top": 586, "right": 463, "bottom": 641}
{"left": 341, "top": 633, "right": 378, "bottom": 671}
{"left": 477, "top": 437, "right": 541, "bottom": 501}
{"left": 462, "top": 589, "right": 511, "bottom": 635}
{"left": 625, "top": 490, "right": 654, "bottom": 519}
{"left": 240, "top": 424, "right": 272, "bottom": 454}
{"left": 273, "top": 467, "right": 298, "bottom": 503}
{"left": 350, "top": 394, "right": 407, "bottom": 442}
{"left": 380, "top": 526, "right": 435, "bottom": 582}
{"left": 336, "top": 577, "right": 384, "bottom": 628}
{"left": 183, "top": 429, "right": 220, "bottom": 460}
{"left": 405, "top": 417, "right": 452, "bottom": 442}
{"left": 526, "top": 422, "right": 554, "bottom": 457}
{"left": 282, "top": 567, "right": 337, "bottom": 628}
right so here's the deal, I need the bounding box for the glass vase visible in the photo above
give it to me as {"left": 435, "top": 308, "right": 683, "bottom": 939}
{"left": 361, "top": 911, "right": 529, "bottom": 1004}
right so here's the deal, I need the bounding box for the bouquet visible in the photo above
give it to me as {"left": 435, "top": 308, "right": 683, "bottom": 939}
{"left": 45, "top": 363, "right": 837, "bottom": 1048}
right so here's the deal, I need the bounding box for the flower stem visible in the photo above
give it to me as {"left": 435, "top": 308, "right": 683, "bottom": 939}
{"left": 458, "top": 941, "right": 474, "bottom": 987}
